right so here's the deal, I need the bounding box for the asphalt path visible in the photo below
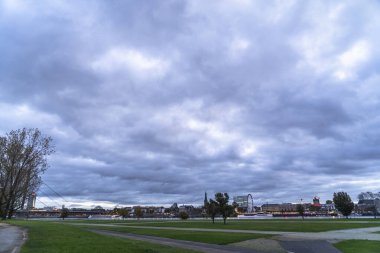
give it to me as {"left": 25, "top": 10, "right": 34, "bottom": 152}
{"left": 67, "top": 222, "right": 380, "bottom": 252}
{"left": 87, "top": 227, "right": 345, "bottom": 253}
{"left": 88, "top": 228, "right": 265, "bottom": 253}
{"left": 116, "top": 224, "right": 380, "bottom": 241}
{"left": 279, "top": 240, "right": 342, "bottom": 253}
{"left": 69, "top": 222, "right": 380, "bottom": 240}
{"left": 0, "top": 223, "right": 26, "bottom": 253}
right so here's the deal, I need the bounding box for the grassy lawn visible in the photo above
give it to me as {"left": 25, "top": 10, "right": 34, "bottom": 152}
{"left": 108, "top": 219, "right": 380, "bottom": 232}
{"left": 7, "top": 220, "right": 199, "bottom": 253}
{"left": 68, "top": 218, "right": 380, "bottom": 224}
{"left": 7, "top": 220, "right": 380, "bottom": 253}
{"left": 82, "top": 225, "right": 272, "bottom": 245}
{"left": 335, "top": 240, "right": 380, "bottom": 253}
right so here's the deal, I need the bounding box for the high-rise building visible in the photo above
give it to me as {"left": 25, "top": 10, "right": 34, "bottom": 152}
{"left": 358, "top": 192, "right": 380, "bottom": 213}
{"left": 233, "top": 194, "right": 254, "bottom": 212}
{"left": 27, "top": 192, "right": 36, "bottom": 210}
{"left": 358, "top": 192, "right": 380, "bottom": 200}
{"left": 311, "top": 196, "right": 321, "bottom": 209}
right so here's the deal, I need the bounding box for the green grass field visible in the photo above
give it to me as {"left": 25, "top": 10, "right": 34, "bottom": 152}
{"left": 335, "top": 240, "right": 380, "bottom": 253}
{"left": 7, "top": 220, "right": 199, "bottom": 253}
{"left": 82, "top": 225, "right": 272, "bottom": 245}
{"left": 69, "top": 218, "right": 380, "bottom": 224}
{"left": 7, "top": 219, "right": 380, "bottom": 253}
{"left": 102, "top": 219, "right": 380, "bottom": 232}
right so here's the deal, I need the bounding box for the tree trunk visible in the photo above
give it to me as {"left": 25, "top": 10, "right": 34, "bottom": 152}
{"left": 20, "top": 194, "right": 27, "bottom": 210}
{"left": 223, "top": 217, "right": 226, "bottom": 224}
{"left": 3, "top": 198, "right": 12, "bottom": 220}
{"left": 7, "top": 208, "right": 14, "bottom": 219}
{"left": 0, "top": 172, "right": 12, "bottom": 219}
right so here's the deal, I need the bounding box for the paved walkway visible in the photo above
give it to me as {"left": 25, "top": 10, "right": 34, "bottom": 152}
{"left": 86, "top": 226, "right": 347, "bottom": 253}
{"left": 278, "top": 240, "right": 341, "bottom": 253}
{"left": 89, "top": 229, "right": 264, "bottom": 253}
{"left": 70, "top": 223, "right": 380, "bottom": 241}
{"left": 69, "top": 222, "right": 380, "bottom": 253}
{"left": 117, "top": 224, "right": 380, "bottom": 241}
{"left": 68, "top": 222, "right": 287, "bottom": 235}
{"left": 276, "top": 227, "right": 380, "bottom": 241}
{"left": 0, "top": 223, "right": 26, "bottom": 253}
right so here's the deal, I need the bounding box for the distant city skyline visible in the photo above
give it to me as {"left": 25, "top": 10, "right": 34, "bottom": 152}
{"left": 1, "top": 0, "right": 380, "bottom": 209}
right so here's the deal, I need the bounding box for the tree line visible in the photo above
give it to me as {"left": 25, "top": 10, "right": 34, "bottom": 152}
{"left": 204, "top": 191, "right": 357, "bottom": 223}
{"left": 0, "top": 128, "right": 54, "bottom": 219}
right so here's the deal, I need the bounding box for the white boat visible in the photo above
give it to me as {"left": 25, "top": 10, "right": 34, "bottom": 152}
{"left": 237, "top": 212, "right": 272, "bottom": 218}
{"left": 88, "top": 215, "right": 121, "bottom": 220}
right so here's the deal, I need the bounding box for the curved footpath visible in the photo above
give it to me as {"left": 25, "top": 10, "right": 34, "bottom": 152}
{"left": 77, "top": 222, "right": 380, "bottom": 253}
{"left": 88, "top": 228, "right": 343, "bottom": 253}
{"left": 119, "top": 224, "right": 380, "bottom": 241}
{"left": 88, "top": 228, "right": 267, "bottom": 253}
{"left": 0, "top": 223, "right": 26, "bottom": 253}
{"left": 70, "top": 223, "right": 380, "bottom": 241}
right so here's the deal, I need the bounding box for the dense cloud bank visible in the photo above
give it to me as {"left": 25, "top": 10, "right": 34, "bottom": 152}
{"left": 1, "top": 0, "right": 380, "bottom": 208}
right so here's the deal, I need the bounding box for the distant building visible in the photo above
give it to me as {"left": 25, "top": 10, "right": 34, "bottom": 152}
{"left": 311, "top": 196, "right": 322, "bottom": 210}
{"left": 262, "top": 203, "right": 298, "bottom": 213}
{"left": 179, "top": 205, "right": 194, "bottom": 213}
{"left": 358, "top": 192, "right": 380, "bottom": 214}
{"left": 27, "top": 192, "right": 36, "bottom": 210}
{"left": 91, "top": 206, "right": 105, "bottom": 212}
{"left": 312, "top": 196, "right": 321, "bottom": 206}
{"left": 130, "top": 206, "right": 166, "bottom": 218}
{"left": 321, "top": 203, "right": 335, "bottom": 212}
{"left": 234, "top": 196, "right": 248, "bottom": 207}
{"left": 170, "top": 203, "right": 178, "bottom": 210}
{"left": 42, "top": 206, "right": 58, "bottom": 211}
{"left": 358, "top": 192, "right": 380, "bottom": 200}
{"left": 233, "top": 194, "right": 253, "bottom": 213}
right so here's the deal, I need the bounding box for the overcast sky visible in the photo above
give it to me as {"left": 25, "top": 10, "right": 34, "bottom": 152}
{"left": 1, "top": 0, "right": 380, "bottom": 208}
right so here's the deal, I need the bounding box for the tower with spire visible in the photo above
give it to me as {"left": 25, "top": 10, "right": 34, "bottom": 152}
{"left": 204, "top": 192, "right": 208, "bottom": 207}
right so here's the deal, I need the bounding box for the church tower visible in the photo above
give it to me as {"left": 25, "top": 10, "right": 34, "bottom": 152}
{"left": 204, "top": 192, "right": 208, "bottom": 207}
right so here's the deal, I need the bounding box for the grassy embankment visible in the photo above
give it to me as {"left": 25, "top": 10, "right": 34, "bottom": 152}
{"left": 97, "top": 219, "right": 380, "bottom": 232}
{"left": 7, "top": 220, "right": 199, "bottom": 253}
{"left": 70, "top": 217, "right": 380, "bottom": 224}
{"left": 76, "top": 219, "right": 380, "bottom": 252}
{"left": 74, "top": 219, "right": 380, "bottom": 253}
{"left": 8, "top": 219, "right": 380, "bottom": 253}
{"left": 80, "top": 225, "right": 272, "bottom": 245}
{"left": 335, "top": 240, "right": 380, "bottom": 253}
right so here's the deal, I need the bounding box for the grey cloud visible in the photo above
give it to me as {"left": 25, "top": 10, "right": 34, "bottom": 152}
{"left": 1, "top": 0, "right": 380, "bottom": 207}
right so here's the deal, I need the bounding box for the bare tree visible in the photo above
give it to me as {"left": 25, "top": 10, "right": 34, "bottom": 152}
{"left": 0, "top": 128, "right": 54, "bottom": 219}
